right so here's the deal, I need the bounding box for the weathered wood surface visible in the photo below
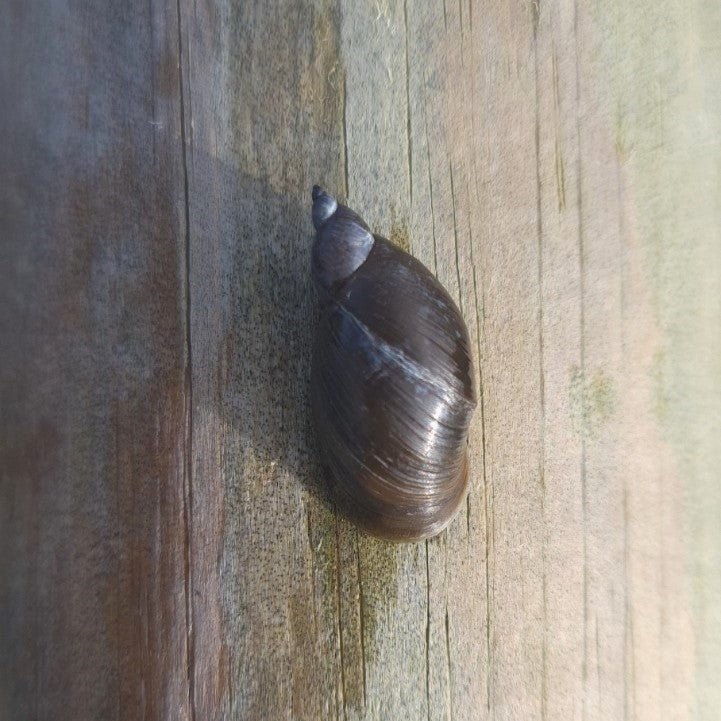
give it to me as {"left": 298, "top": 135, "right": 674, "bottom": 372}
{"left": 2, "top": 1, "right": 720, "bottom": 720}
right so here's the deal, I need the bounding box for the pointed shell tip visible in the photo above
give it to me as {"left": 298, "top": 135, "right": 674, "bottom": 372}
{"left": 311, "top": 186, "right": 338, "bottom": 229}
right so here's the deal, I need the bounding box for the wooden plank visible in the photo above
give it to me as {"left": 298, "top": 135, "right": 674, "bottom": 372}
{"left": 0, "top": 1, "right": 191, "bottom": 719}
{"left": 181, "top": 1, "right": 721, "bottom": 719}
{"left": 2, "top": 0, "right": 720, "bottom": 720}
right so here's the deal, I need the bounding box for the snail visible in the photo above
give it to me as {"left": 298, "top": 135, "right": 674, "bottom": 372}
{"left": 310, "top": 186, "right": 476, "bottom": 542}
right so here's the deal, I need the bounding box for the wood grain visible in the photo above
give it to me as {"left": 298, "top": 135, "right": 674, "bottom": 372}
{"left": 2, "top": 1, "right": 720, "bottom": 720}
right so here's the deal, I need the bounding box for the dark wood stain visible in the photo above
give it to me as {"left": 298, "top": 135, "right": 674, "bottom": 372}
{"left": 0, "top": 1, "right": 189, "bottom": 719}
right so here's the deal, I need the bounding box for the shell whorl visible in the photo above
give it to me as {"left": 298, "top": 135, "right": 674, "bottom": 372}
{"left": 311, "top": 186, "right": 374, "bottom": 299}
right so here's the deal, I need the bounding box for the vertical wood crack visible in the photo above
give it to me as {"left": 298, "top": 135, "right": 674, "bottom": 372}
{"left": 356, "top": 535, "right": 367, "bottom": 705}
{"left": 422, "top": 76, "right": 438, "bottom": 275}
{"left": 175, "top": 0, "right": 195, "bottom": 718}
{"left": 403, "top": 0, "right": 413, "bottom": 206}
{"left": 425, "top": 541, "right": 432, "bottom": 721}
{"left": 334, "top": 519, "right": 348, "bottom": 721}
{"left": 445, "top": 607, "right": 454, "bottom": 721}
{"left": 572, "top": 2, "right": 589, "bottom": 718}
{"left": 343, "top": 72, "right": 350, "bottom": 199}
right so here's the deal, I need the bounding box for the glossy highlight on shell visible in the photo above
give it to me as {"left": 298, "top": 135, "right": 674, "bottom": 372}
{"left": 310, "top": 186, "right": 477, "bottom": 542}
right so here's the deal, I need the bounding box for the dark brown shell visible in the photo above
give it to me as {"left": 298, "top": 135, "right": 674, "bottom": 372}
{"left": 310, "top": 187, "right": 476, "bottom": 542}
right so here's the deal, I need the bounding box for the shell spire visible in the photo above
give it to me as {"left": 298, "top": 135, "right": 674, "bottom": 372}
{"left": 310, "top": 186, "right": 374, "bottom": 298}
{"left": 311, "top": 185, "right": 338, "bottom": 229}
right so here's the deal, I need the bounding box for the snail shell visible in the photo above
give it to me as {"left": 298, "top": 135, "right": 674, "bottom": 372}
{"left": 310, "top": 186, "right": 476, "bottom": 542}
